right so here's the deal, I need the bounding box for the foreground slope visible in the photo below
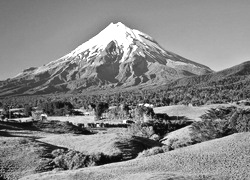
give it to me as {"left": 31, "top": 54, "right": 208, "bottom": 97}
{"left": 0, "top": 137, "right": 65, "bottom": 180}
{"left": 21, "top": 132, "right": 250, "bottom": 180}
{"left": 0, "top": 22, "right": 212, "bottom": 96}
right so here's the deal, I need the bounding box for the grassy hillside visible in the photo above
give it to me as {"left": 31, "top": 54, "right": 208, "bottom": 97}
{"left": 39, "top": 133, "right": 162, "bottom": 160}
{"left": 0, "top": 137, "right": 66, "bottom": 180}
{"left": 21, "top": 132, "right": 250, "bottom": 180}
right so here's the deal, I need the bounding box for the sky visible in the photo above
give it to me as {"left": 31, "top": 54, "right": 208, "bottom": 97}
{"left": 0, "top": 0, "right": 250, "bottom": 80}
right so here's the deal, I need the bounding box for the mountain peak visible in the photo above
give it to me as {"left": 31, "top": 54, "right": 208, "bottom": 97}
{"left": 62, "top": 22, "right": 149, "bottom": 61}
{"left": 108, "top": 21, "right": 127, "bottom": 27}
{"left": 0, "top": 22, "right": 213, "bottom": 96}
{"left": 102, "top": 21, "right": 133, "bottom": 36}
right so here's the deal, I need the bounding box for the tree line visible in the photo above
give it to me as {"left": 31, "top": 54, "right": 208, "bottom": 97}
{"left": 1, "top": 76, "right": 250, "bottom": 112}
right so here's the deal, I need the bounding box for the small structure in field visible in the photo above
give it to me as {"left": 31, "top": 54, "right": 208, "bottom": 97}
{"left": 32, "top": 110, "right": 48, "bottom": 121}
{"left": 41, "top": 113, "right": 48, "bottom": 120}
{"left": 237, "top": 99, "right": 250, "bottom": 106}
{"left": 122, "top": 119, "right": 135, "bottom": 124}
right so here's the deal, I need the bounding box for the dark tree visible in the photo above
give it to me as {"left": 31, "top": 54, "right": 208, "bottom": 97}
{"left": 95, "top": 102, "right": 109, "bottom": 120}
{"left": 24, "top": 104, "right": 33, "bottom": 117}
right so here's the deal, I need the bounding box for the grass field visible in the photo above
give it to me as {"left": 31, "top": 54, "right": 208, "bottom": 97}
{"left": 154, "top": 103, "right": 245, "bottom": 121}
{"left": 39, "top": 132, "right": 162, "bottom": 160}
{"left": 47, "top": 115, "right": 95, "bottom": 125}
{"left": 21, "top": 132, "right": 250, "bottom": 180}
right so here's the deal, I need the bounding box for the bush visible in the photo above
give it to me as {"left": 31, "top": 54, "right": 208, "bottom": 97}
{"left": 200, "top": 106, "right": 236, "bottom": 120}
{"left": 229, "top": 109, "right": 250, "bottom": 132}
{"left": 95, "top": 102, "right": 109, "bottom": 120}
{"left": 191, "top": 119, "right": 231, "bottom": 142}
{"left": 150, "top": 134, "right": 160, "bottom": 141}
{"left": 128, "top": 119, "right": 192, "bottom": 140}
{"left": 168, "top": 138, "right": 195, "bottom": 150}
{"left": 127, "top": 123, "right": 155, "bottom": 138}
{"left": 51, "top": 149, "right": 65, "bottom": 157}
{"left": 137, "top": 146, "right": 170, "bottom": 158}
{"left": 53, "top": 150, "right": 122, "bottom": 170}
{"left": 191, "top": 106, "right": 250, "bottom": 143}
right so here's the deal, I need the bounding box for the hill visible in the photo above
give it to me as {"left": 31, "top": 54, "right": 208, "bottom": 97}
{"left": 171, "top": 61, "right": 250, "bottom": 87}
{"left": 20, "top": 132, "right": 250, "bottom": 180}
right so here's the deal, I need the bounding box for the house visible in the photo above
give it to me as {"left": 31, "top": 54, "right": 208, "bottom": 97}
{"left": 32, "top": 110, "right": 48, "bottom": 121}
{"left": 122, "top": 119, "right": 135, "bottom": 124}
{"left": 144, "top": 103, "right": 154, "bottom": 108}
{"left": 84, "top": 112, "right": 90, "bottom": 116}
{"left": 138, "top": 103, "right": 154, "bottom": 108}
{"left": 237, "top": 99, "right": 250, "bottom": 106}
{"left": 41, "top": 113, "right": 48, "bottom": 120}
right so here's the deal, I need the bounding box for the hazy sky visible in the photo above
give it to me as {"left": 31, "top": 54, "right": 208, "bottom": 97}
{"left": 0, "top": 0, "right": 250, "bottom": 80}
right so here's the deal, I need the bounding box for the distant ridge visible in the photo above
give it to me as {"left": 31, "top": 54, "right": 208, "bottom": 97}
{"left": 171, "top": 61, "right": 250, "bottom": 87}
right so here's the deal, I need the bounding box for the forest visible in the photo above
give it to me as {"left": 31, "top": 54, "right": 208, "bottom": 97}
{"left": 0, "top": 75, "right": 249, "bottom": 111}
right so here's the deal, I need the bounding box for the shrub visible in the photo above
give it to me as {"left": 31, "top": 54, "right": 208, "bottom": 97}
{"left": 52, "top": 150, "right": 122, "bottom": 170}
{"left": 200, "top": 106, "right": 236, "bottom": 120}
{"left": 169, "top": 137, "right": 195, "bottom": 150}
{"left": 127, "top": 123, "right": 155, "bottom": 138}
{"left": 51, "top": 149, "right": 65, "bottom": 158}
{"left": 137, "top": 146, "right": 170, "bottom": 158}
{"left": 150, "top": 119, "right": 191, "bottom": 137}
{"left": 191, "top": 119, "right": 231, "bottom": 142}
{"left": 231, "top": 109, "right": 250, "bottom": 132}
{"left": 128, "top": 118, "right": 192, "bottom": 140}
{"left": 150, "top": 134, "right": 160, "bottom": 141}
{"left": 191, "top": 106, "right": 250, "bottom": 143}
{"left": 137, "top": 137, "right": 197, "bottom": 159}
{"left": 95, "top": 102, "right": 109, "bottom": 120}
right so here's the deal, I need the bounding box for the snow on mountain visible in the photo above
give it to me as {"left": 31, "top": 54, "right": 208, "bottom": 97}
{"left": 64, "top": 22, "right": 157, "bottom": 60}
{"left": 0, "top": 22, "right": 213, "bottom": 96}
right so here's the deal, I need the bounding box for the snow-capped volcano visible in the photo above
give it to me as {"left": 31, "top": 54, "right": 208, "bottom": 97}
{"left": 63, "top": 22, "right": 166, "bottom": 62}
{"left": 64, "top": 22, "right": 152, "bottom": 61}
{"left": 0, "top": 22, "right": 212, "bottom": 96}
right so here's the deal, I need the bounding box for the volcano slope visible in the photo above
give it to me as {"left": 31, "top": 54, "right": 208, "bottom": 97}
{"left": 0, "top": 22, "right": 212, "bottom": 97}
{"left": 21, "top": 132, "right": 250, "bottom": 180}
